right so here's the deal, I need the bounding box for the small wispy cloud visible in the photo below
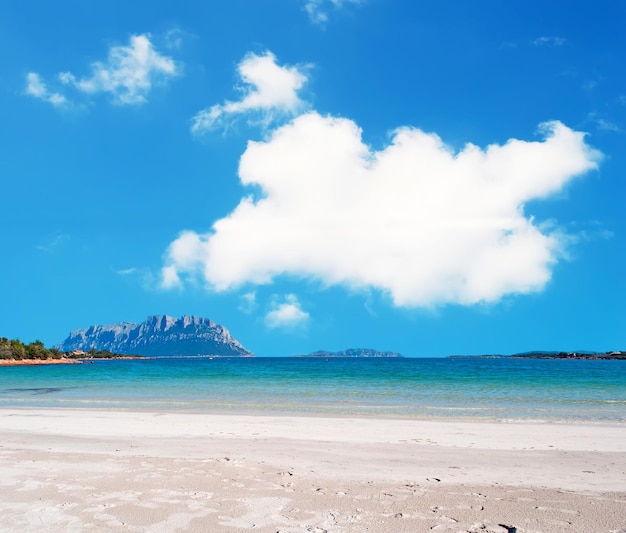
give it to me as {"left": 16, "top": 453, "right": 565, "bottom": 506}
{"left": 303, "top": 0, "right": 364, "bottom": 25}
{"left": 160, "top": 265, "right": 182, "bottom": 289}
{"left": 532, "top": 36, "right": 566, "bottom": 47}
{"left": 265, "top": 294, "right": 309, "bottom": 329}
{"left": 239, "top": 291, "right": 257, "bottom": 314}
{"left": 115, "top": 266, "right": 158, "bottom": 290}
{"left": 582, "top": 80, "right": 598, "bottom": 91}
{"left": 25, "top": 73, "right": 67, "bottom": 107}
{"left": 594, "top": 118, "right": 620, "bottom": 132}
{"left": 25, "top": 33, "right": 178, "bottom": 108}
{"left": 115, "top": 267, "right": 138, "bottom": 276}
{"left": 59, "top": 33, "right": 178, "bottom": 105}
{"left": 586, "top": 112, "right": 620, "bottom": 133}
{"left": 191, "top": 51, "right": 309, "bottom": 134}
{"left": 560, "top": 221, "right": 614, "bottom": 252}
{"left": 163, "top": 28, "right": 185, "bottom": 50}
{"left": 36, "top": 234, "right": 69, "bottom": 253}
{"left": 574, "top": 228, "right": 614, "bottom": 242}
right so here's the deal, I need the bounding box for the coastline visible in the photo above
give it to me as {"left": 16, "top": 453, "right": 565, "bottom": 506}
{"left": 0, "top": 356, "right": 142, "bottom": 366}
{"left": 1, "top": 408, "right": 625, "bottom": 532}
{"left": 0, "top": 357, "right": 81, "bottom": 366}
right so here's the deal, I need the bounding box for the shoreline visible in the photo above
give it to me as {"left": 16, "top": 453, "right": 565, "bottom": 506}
{"left": 0, "top": 357, "right": 81, "bottom": 366}
{"left": 1, "top": 408, "right": 625, "bottom": 532}
{"left": 2, "top": 407, "right": 625, "bottom": 456}
{"left": 0, "top": 356, "right": 142, "bottom": 366}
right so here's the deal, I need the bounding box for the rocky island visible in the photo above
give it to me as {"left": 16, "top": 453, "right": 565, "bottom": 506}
{"left": 56, "top": 315, "right": 253, "bottom": 357}
{"left": 304, "top": 348, "right": 404, "bottom": 358}
{"left": 449, "top": 350, "right": 626, "bottom": 360}
{"left": 511, "top": 350, "right": 626, "bottom": 360}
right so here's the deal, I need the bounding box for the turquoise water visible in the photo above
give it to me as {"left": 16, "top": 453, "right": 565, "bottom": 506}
{"left": 1, "top": 357, "right": 625, "bottom": 422}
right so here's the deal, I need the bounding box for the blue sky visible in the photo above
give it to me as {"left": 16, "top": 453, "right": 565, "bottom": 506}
{"left": 1, "top": 0, "right": 624, "bottom": 356}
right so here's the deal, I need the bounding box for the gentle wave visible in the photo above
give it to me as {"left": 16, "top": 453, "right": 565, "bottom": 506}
{"left": 1, "top": 357, "right": 625, "bottom": 423}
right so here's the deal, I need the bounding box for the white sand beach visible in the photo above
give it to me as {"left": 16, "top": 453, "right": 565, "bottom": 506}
{"left": 0, "top": 409, "right": 624, "bottom": 532}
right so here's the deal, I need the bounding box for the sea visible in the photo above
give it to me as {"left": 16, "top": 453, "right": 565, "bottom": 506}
{"left": 1, "top": 357, "right": 625, "bottom": 423}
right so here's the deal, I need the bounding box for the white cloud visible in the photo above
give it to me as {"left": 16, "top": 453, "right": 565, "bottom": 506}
{"left": 593, "top": 117, "right": 620, "bottom": 132}
{"left": 191, "top": 51, "right": 308, "bottom": 133}
{"left": 25, "top": 72, "right": 67, "bottom": 107}
{"left": 239, "top": 291, "right": 257, "bottom": 314}
{"left": 160, "top": 265, "right": 182, "bottom": 289}
{"left": 116, "top": 267, "right": 138, "bottom": 276}
{"left": 164, "top": 28, "right": 184, "bottom": 50}
{"left": 265, "top": 294, "right": 309, "bottom": 328}
{"left": 36, "top": 233, "right": 69, "bottom": 252}
{"left": 533, "top": 36, "right": 566, "bottom": 47}
{"left": 59, "top": 33, "right": 177, "bottom": 105}
{"left": 303, "top": 0, "right": 363, "bottom": 24}
{"left": 585, "top": 112, "right": 620, "bottom": 133}
{"left": 161, "top": 113, "right": 600, "bottom": 308}
{"left": 115, "top": 266, "right": 158, "bottom": 291}
{"left": 160, "top": 231, "right": 204, "bottom": 287}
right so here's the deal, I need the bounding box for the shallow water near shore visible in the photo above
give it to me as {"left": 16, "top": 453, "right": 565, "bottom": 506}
{"left": 1, "top": 357, "right": 625, "bottom": 422}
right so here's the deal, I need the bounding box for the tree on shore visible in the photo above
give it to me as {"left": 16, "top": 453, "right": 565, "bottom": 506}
{"left": 0, "top": 337, "right": 128, "bottom": 360}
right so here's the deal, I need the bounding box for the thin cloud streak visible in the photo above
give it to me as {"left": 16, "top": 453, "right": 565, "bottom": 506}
{"left": 36, "top": 234, "right": 69, "bottom": 253}
{"left": 533, "top": 36, "right": 566, "bottom": 47}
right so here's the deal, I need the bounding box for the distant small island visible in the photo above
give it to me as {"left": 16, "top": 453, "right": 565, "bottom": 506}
{"left": 449, "top": 350, "right": 626, "bottom": 360}
{"left": 304, "top": 348, "right": 404, "bottom": 358}
{"left": 0, "top": 337, "right": 135, "bottom": 366}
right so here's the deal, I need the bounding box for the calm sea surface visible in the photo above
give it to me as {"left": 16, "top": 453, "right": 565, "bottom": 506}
{"left": 1, "top": 357, "right": 625, "bottom": 423}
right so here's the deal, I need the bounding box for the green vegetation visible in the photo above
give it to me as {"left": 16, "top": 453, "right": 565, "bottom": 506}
{"left": 0, "top": 337, "right": 130, "bottom": 361}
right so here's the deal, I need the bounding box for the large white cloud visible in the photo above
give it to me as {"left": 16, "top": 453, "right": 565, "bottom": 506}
{"left": 191, "top": 52, "right": 308, "bottom": 133}
{"left": 162, "top": 112, "right": 600, "bottom": 308}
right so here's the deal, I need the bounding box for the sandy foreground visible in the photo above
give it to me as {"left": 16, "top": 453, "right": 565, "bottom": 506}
{"left": 0, "top": 409, "right": 624, "bottom": 533}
